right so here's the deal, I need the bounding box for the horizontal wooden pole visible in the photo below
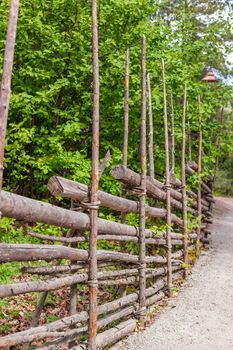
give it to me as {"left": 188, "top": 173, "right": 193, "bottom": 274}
{"left": 27, "top": 231, "right": 184, "bottom": 246}
{"left": 0, "top": 190, "right": 166, "bottom": 239}
{"left": 48, "top": 176, "right": 183, "bottom": 226}
{"left": 0, "top": 243, "right": 168, "bottom": 265}
{"left": 112, "top": 165, "right": 196, "bottom": 214}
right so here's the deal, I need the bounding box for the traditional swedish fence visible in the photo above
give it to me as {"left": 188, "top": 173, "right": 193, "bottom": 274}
{"left": 0, "top": 1, "right": 216, "bottom": 349}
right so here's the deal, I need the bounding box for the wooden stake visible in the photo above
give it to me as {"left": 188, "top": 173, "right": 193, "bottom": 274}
{"left": 123, "top": 48, "right": 129, "bottom": 168}
{"left": 181, "top": 83, "right": 188, "bottom": 276}
{"left": 188, "top": 115, "right": 192, "bottom": 161}
{"left": 170, "top": 91, "right": 175, "bottom": 174}
{"left": 138, "top": 35, "right": 147, "bottom": 317}
{"left": 161, "top": 59, "right": 172, "bottom": 297}
{"left": 213, "top": 107, "right": 224, "bottom": 190}
{"left": 196, "top": 95, "right": 202, "bottom": 256}
{"left": 0, "top": 0, "right": 20, "bottom": 189}
{"left": 120, "top": 48, "right": 130, "bottom": 273}
{"left": 89, "top": 0, "right": 100, "bottom": 348}
{"left": 147, "top": 73, "right": 155, "bottom": 178}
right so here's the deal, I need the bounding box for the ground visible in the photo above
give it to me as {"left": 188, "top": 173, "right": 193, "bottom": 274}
{"left": 113, "top": 197, "right": 233, "bottom": 350}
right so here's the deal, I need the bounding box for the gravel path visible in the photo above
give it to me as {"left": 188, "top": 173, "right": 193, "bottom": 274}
{"left": 113, "top": 197, "right": 233, "bottom": 350}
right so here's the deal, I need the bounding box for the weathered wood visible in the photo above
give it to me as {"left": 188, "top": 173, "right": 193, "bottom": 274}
{"left": 89, "top": 0, "right": 100, "bottom": 348}
{"left": 48, "top": 176, "right": 183, "bottom": 226}
{"left": 24, "top": 228, "right": 82, "bottom": 346}
{"left": 99, "top": 150, "right": 111, "bottom": 178}
{"left": 0, "top": 266, "right": 175, "bottom": 299}
{"left": 188, "top": 121, "right": 192, "bottom": 161}
{"left": 138, "top": 34, "right": 147, "bottom": 317}
{"left": 0, "top": 190, "right": 166, "bottom": 238}
{"left": 162, "top": 58, "right": 172, "bottom": 297}
{"left": 35, "top": 307, "right": 136, "bottom": 350}
{"left": 123, "top": 48, "right": 129, "bottom": 168}
{"left": 0, "top": 278, "right": 165, "bottom": 347}
{"left": 121, "top": 47, "right": 130, "bottom": 234}
{"left": 21, "top": 263, "right": 119, "bottom": 276}
{"left": 0, "top": 243, "right": 170, "bottom": 265}
{"left": 147, "top": 73, "right": 155, "bottom": 178}
{"left": 181, "top": 82, "right": 189, "bottom": 277}
{"left": 205, "top": 195, "right": 215, "bottom": 203}
{"left": 0, "top": 0, "right": 20, "bottom": 188}
{"left": 25, "top": 231, "right": 186, "bottom": 248}
{"left": 170, "top": 91, "right": 175, "bottom": 173}
{"left": 112, "top": 165, "right": 196, "bottom": 215}
{"left": 196, "top": 95, "right": 202, "bottom": 256}
{"left": 28, "top": 231, "right": 87, "bottom": 243}
{"left": 73, "top": 319, "right": 137, "bottom": 350}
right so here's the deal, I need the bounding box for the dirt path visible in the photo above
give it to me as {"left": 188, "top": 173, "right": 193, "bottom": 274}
{"left": 113, "top": 197, "right": 233, "bottom": 350}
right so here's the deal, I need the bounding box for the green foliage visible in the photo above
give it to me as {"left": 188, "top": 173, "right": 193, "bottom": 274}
{"left": 0, "top": 0, "right": 231, "bottom": 199}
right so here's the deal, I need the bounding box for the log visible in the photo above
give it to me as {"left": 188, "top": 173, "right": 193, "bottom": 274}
{"left": 161, "top": 58, "right": 172, "bottom": 297}
{"left": 0, "top": 243, "right": 168, "bottom": 265}
{"left": 21, "top": 263, "right": 124, "bottom": 276}
{"left": 112, "top": 165, "right": 196, "bottom": 214}
{"left": 205, "top": 195, "right": 215, "bottom": 203}
{"left": 48, "top": 176, "right": 183, "bottom": 226}
{"left": 0, "top": 190, "right": 165, "bottom": 238}
{"left": 27, "top": 231, "right": 183, "bottom": 246}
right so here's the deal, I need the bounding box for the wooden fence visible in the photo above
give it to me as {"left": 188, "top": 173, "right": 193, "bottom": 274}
{"left": 0, "top": 1, "right": 216, "bottom": 349}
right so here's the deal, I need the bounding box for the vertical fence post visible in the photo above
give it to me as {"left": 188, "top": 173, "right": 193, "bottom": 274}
{"left": 188, "top": 120, "right": 192, "bottom": 161}
{"left": 213, "top": 107, "right": 224, "bottom": 190}
{"left": 88, "top": 0, "right": 100, "bottom": 349}
{"left": 170, "top": 91, "right": 175, "bottom": 175}
{"left": 181, "top": 83, "right": 188, "bottom": 277}
{"left": 123, "top": 48, "right": 129, "bottom": 169}
{"left": 147, "top": 73, "right": 155, "bottom": 178}
{"left": 161, "top": 59, "right": 172, "bottom": 297}
{"left": 120, "top": 48, "right": 130, "bottom": 296}
{"left": 138, "top": 35, "right": 147, "bottom": 317}
{"left": 0, "top": 0, "right": 20, "bottom": 190}
{"left": 121, "top": 49, "right": 130, "bottom": 224}
{"left": 196, "top": 95, "right": 202, "bottom": 256}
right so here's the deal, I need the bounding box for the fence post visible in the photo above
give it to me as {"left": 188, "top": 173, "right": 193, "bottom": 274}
{"left": 170, "top": 91, "right": 175, "bottom": 175}
{"left": 88, "top": 0, "right": 100, "bottom": 349}
{"left": 138, "top": 35, "right": 147, "bottom": 317}
{"left": 161, "top": 59, "right": 172, "bottom": 297}
{"left": 181, "top": 83, "right": 188, "bottom": 277}
{"left": 196, "top": 95, "right": 202, "bottom": 256}
{"left": 147, "top": 73, "right": 155, "bottom": 179}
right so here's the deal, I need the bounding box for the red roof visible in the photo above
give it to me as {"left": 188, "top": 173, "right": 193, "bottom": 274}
{"left": 201, "top": 71, "right": 219, "bottom": 83}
